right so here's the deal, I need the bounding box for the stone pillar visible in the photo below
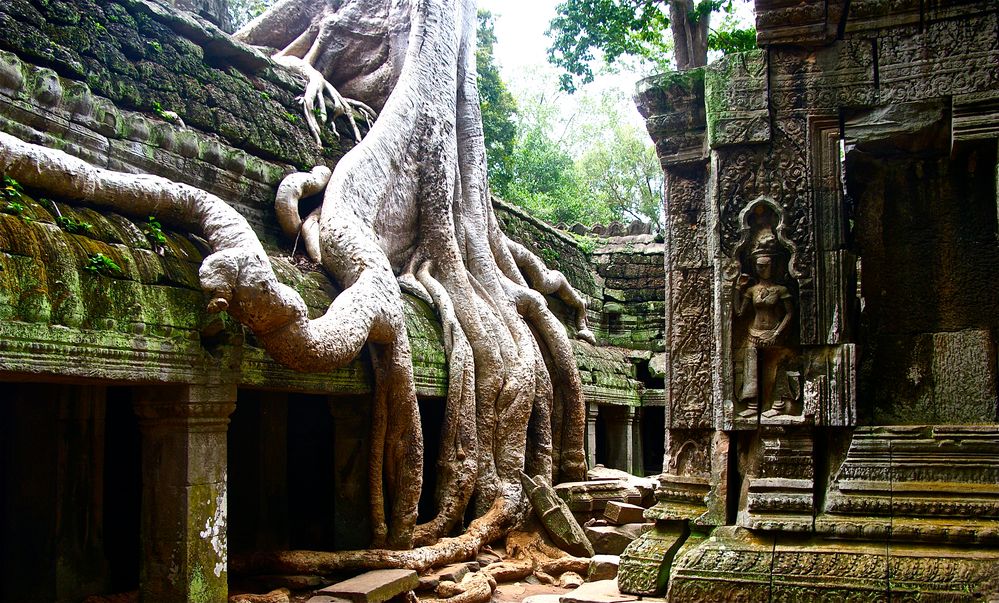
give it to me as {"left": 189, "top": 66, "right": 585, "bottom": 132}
{"left": 257, "top": 393, "right": 289, "bottom": 550}
{"left": 135, "top": 384, "right": 236, "bottom": 603}
{"left": 607, "top": 407, "right": 635, "bottom": 474}
{"left": 631, "top": 408, "right": 644, "bottom": 476}
{"left": 585, "top": 402, "right": 600, "bottom": 469}
{"left": 330, "top": 397, "right": 371, "bottom": 549}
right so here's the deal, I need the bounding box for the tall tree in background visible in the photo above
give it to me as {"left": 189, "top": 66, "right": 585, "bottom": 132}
{"left": 476, "top": 11, "right": 518, "bottom": 196}
{"left": 571, "top": 90, "right": 663, "bottom": 231}
{"left": 547, "top": 0, "right": 756, "bottom": 92}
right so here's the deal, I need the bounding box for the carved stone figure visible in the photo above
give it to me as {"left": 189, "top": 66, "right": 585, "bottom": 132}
{"left": 733, "top": 203, "right": 797, "bottom": 418}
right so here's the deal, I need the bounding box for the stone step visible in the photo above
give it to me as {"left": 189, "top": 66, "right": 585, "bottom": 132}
{"left": 315, "top": 569, "right": 419, "bottom": 603}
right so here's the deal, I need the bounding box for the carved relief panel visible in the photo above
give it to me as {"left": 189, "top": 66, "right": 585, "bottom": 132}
{"left": 730, "top": 199, "right": 805, "bottom": 425}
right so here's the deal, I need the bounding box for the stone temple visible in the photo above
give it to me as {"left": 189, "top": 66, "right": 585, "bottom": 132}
{"left": 0, "top": 0, "right": 996, "bottom": 601}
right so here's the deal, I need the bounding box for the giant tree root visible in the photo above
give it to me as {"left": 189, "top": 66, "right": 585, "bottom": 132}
{"left": 2, "top": 0, "right": 594, "bottom": 568}
{"left": 231, "top": 497, "right": 518, "bottom": 576}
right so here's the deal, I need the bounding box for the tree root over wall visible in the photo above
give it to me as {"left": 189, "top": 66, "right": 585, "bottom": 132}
{"left": 0, "top": 0, "right": 594, "bottom": 575}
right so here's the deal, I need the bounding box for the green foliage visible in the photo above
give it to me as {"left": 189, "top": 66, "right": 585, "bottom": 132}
{"left": 3, "top": 175, "right": 23, "bottom": 200}
{"left": 2, "top": 200, "right": 26, "bottom": 216}
{"left": 547, "top": 0, "right": 756, "bottom": 92}
{"left": 84, "top": 253, "right": 122, "bottom": 277}
{"left": 570, "top": 91, "right": 663, "bottom": 232}
{"left": 477, "top": 11, "right": 519, "bottom": 195}
{"left": 56, "top": 215, "right": 94, "bottom": 234}
{"left": 143, "top": 216, "right": 168, "bottom": 248}
{"left": 147, "top": 40, "right": 162, "bottom": 53}
{"left": 151, "top": 100, "right": 168, "bottom": 119}
{"left": 228, "top": 0, "right": 277, "bottom": 29}
{"left": 548, "top": 0, "right": 671, "bottom": 92}
{"left": 572, "top": 233, "right": 599, "bottom": 254}
{"left": 2, "top": 176, "right": 30, "bottom": 218}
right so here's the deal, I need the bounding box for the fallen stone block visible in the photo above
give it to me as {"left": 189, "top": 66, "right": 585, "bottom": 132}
{"left": 559, "top": 572, "right": 585, "bottom": 589}
{"left": 560, "top": 579, "right": 638, "bottom": 603}
{"left": 585, "top": 523, "right": 651, "bottom": 555}
{"left": 603, "top": 501, "right": 647, "bottom": 525}
{"left": 587, "top": 555, "right": 620, "bottom": 582}
{"left": 316, "top": 569, "right": 419, "bottom": 603}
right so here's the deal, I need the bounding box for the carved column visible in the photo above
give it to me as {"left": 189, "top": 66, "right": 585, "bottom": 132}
{"left": 585, "top": 402, "right": 600, "bottom": 469}
{"left": 135, "top": 384, "right": 235, "bottom": 603}
{"left": 607, "top": 407, "right": 635, "bottom": 474}
{"left": 631, "top": 408, "right": 643, "bottom": 476}
{"left": 255, "top": 393, "right": 288, "bottom": 550}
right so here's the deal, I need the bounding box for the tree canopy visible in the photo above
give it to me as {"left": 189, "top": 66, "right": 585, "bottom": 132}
{"left": 547, "top": 0, "right": 756, "bottom": 92}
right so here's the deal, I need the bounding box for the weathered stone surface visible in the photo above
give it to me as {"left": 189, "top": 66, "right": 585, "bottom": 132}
{"left": 558, "top": 572, "right": 584, "bottom": 589}
{"left": 555, "top": 480, "right": 644, "bottom": 514}
{"left": 317, "top": 570, "right": 419, "bottom": 603}
{"left": 586, "top": 555, "right": 620, "bottom": 582}
{"left": 584, "top": 524, "right": 651, "bottom": 556}
{"left": 559, "top": 580, "right": 637, "bottom": 603}
{"left": 523, "top": 473, "right": 595, "bottom": 558}
{"left": 602, "top": 502, "right": 647, "bottom": 525}
{"left": 617, "top": 521, "right": 688, "bottom": 596}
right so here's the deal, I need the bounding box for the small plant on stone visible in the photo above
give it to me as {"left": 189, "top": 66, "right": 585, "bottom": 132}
{"left": 84, "top": 253, "right": 122, "bottom": 277}
{"left": 2, "top": 199, "right": 26, "bottom": 216}
{"left": 147, "top": 40, "right": 162, "bottom": 53}
{"left": 2, "top": 175, "right": 23, "bottom": 201}
{"left": 143, "top": 215, "right": 168, "bottom": 252}
{"left": 56, "top": 215, "right": 94, "bottom": 235}
{"left": 151, "top": 101, "right": 184, "bottom": 126}
{"left": 572, "top": 233, "right": 598, "bottom": 255}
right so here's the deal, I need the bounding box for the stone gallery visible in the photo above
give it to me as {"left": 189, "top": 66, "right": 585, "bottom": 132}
{"left": 0, "top": 0, "right": 995, "bottom": 601}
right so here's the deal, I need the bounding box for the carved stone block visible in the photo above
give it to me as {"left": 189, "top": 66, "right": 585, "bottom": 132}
{"left": 877, "top": 12, "right": 999, "bottom": 105}
{"left": 617, "top": 520, "right": 689, "bottom": 596}
{"left": 819, "top": 425, "right": 999, "bottom": 544}
{"left": 665, "top": 268, "right": 713, "bottom": 429}
{"left": 802, "top": 344, "right": 857, "bottom": 427}
{"left": 636, "top": 70, "right": 707, "bottom": 167}
{"left": 668, "top": 527, "right": 773, "bottom": 602}
{"left": 705, "top": 50, "right": 770, "bottom": 148}
{"left": 769, "top": 41, "right": 877, "bottom": 112}
{"left": 755, "top": 0, "right": 840, "bottom": 46}
{"left": 741, "top": 427, "right": 815, "bottom": 533}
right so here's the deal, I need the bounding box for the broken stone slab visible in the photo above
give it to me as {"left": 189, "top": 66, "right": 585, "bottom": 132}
{"left": 585, "top": 523, "right": 651, "bottom": 555}
{"left": 560, "top": 580, "right": 638, "bottom": 603}
{"left": 554, "top": 479, "right": 645, "bottom": 513}
{"left": 419, "top": 561, "right": 479, "bottom": 590}
{"left": 523, "top": 472, "right": 595, "bottom": 557}
{"left": 476, "top": 550, "right": 502, "bottom": 567}
{"left": 587, "top": 555, "right": 620, "bottom": 582}
{"left": 316, "top": 569, "right": 419, "bottom": 603}
{"left": 603, "top": 501, "right": 647, "bottom": 525}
